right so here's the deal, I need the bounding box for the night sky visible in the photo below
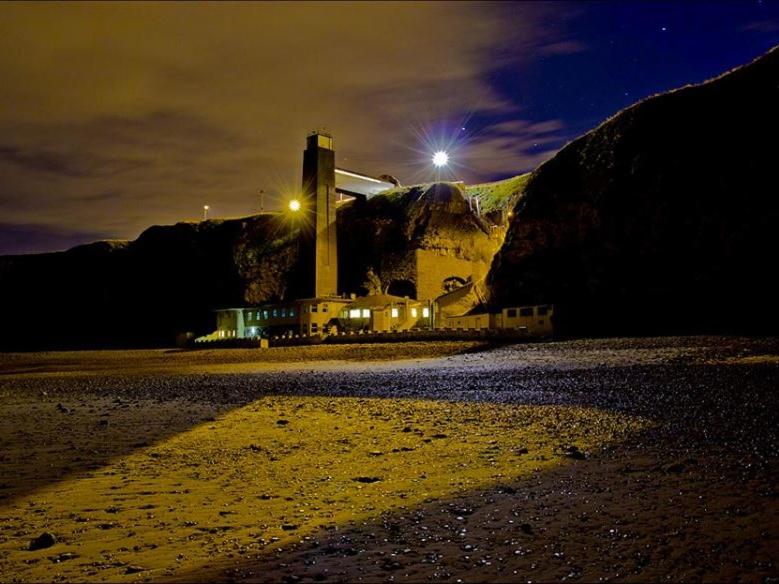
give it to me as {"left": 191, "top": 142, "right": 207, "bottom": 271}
{"left": 1, "top": 1, "right": 777, "bottom": 255}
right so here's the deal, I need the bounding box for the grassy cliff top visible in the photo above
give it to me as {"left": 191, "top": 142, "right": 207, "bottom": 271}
{"left": 464, "top": 173, "right": 531, "bottom": 213}
{"left": 371, "top": 173, "right": 531, "bottom": 214}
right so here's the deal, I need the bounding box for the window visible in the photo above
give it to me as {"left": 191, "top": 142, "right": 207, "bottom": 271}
{"left": 507, "top": 308, "right": 517, "bottom": 318}
{"left": 272, "top": 309, "right": 278, "bottom": 317}
{"left": 391, "top": 308, "right": 399, "bottom": 318}
{"left": 349, "top": 308, "right": 361, "bottom": 318}
{"left": 289, "top": 308, "right": 296, "bottom": 317}
{"left": 519, "top": 307, "right": 533, "bottom": 317}
{"left": 422, "top": 307, "right": 430, "bottom": 318}
{"left": 362, "top": 309, "right": 370, "bottom": 318}
{"left": 311, "top": 323, "right": 318, "bottom": 332}
{"left": 281, "top": 308, "right": 287, "bottom": 317}
{"left": 322, "top": 304, "right": 328, "bottom": 313}
{"left": 311, "top": 304, "right": 318, "bottom": 313}
{"left": 537, "top": 305, "right": 548, "bottom": 316}
{"left": 262, "top": 310, "right": 269, "bottom": 320}
{"left": 411, "top": 308, "right": 418, "bottom": 318}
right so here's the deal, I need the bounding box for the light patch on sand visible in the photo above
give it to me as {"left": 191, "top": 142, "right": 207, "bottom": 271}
{"left": 0, "top": 397, "right": 650, "bottom": 582}
{"left": 708, "top": 354, "right": 779, "bottom": 366}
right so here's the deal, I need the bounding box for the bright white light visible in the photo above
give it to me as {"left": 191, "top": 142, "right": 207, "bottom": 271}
{"left": 432, "top": 151, "right": 449, "bottom": 167}
{"left": 289, "top": 199, "right": 301, "bottom": 212}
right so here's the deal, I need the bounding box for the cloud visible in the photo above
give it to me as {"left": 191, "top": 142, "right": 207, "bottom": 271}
{"left": 538, "top": 39, "right": 588, "bottom": 55}
{"left": 0, "top": 222, "right": 112, "bottom": 255}
{"left": 740, "top": 20, "right": 779, "bottom": 33}
{"left": 0, "top": 1, "right": 573, "bottom": 251}
{"left": 0, "top": 144, "right": 149, "bottom": 178}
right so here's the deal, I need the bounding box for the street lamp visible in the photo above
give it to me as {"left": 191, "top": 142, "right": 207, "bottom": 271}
{"left": 288, "top": 199, "right": 301, "bottom": 212}
{"left": 432, "top": 150, "right": 449, "bottom": 167}
{"left": 203, "top": 205, "right": 210, "bottom": 220}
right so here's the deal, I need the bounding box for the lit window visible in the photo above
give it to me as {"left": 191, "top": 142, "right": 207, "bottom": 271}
{"left": 289, "top": 308, "right": 296, "bottom": 317}
{"left": 391, "top": 308, "right": 399, "bottom": 318}
{"left": 411, "top": 308, "right": 418, "bottom": 318}
{"left": 362, "top": 309, "right": 370, "bottom": 318}
{"left": 422, "top": 307, "right": 430, "bottom": 318}
{"left": 349, "top": 309, "right": 361, "bottom": 318}
{"left": 272, "top": 309, "right": 278, "bottom": 317}
{"left": 281, "top": 308, "right": 287, "bottom": 317}
{"left": 262, "top": 310, "right": 269, "bottom": 320}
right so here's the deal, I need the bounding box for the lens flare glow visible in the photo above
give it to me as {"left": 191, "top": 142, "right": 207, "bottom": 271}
{"left": 288, "top": 199, "right": 301, "bottom": 212}
{"left": 432, "top": 150, "right": 449, "bottom": 167}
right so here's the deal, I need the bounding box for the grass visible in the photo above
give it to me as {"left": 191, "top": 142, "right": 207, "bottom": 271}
{"left": 464, "top": 173, "right": 531, "bottom": 214}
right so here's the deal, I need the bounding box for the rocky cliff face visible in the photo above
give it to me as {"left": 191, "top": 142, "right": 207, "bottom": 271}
{"left": 488, "top": 47, "right": 779, "bottom": 335}
{"left": 337, "top": 182, "right": 509, "bottom": 300}
{"left": 0, "top": 179, "right": 520, "bottom": 349}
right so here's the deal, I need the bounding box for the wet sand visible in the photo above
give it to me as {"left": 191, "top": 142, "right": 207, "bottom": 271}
{"left": 0, "top": 337, "right": 776, "bottom": 582}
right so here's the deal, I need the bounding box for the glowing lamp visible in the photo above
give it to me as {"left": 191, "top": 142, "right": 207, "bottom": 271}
{"left": 432, "top": 151, "right": 449, "bottom": 167}
{"left": 288, "top": 199, "right": 301, "bottom": 212}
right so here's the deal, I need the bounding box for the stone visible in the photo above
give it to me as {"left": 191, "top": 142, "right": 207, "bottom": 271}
{"left": 29, "top": 532, "right": 56, "bottom": 551}
{"left": 125, "top": 565, "right": 146, "bottom": 574}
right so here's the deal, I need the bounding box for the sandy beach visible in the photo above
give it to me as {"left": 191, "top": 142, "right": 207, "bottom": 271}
{"left": 0, "top": 337, "right": 776, "bottom": 582}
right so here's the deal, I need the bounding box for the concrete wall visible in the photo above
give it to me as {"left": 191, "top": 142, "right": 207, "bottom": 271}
{"left": 415, "top": 249, "right": 490, "bottom": 301}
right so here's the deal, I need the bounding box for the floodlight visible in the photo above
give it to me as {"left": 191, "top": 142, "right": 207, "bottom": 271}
{"left": 432, "top": 151, "right": 449, "bottom": 167}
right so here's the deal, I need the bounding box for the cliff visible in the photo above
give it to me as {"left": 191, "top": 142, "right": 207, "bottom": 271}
{"left": 487, "top": 47, "right": 779, "bottom": 335}
{"left": 0, "top": 178, "right": 523, "bottom": 349}
{"left": 337, "top": 182, "right": 516, "bottom": 299}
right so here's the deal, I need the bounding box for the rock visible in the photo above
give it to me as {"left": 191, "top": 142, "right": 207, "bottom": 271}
{"left": 49, "top": 552, "right": 78, "bottom": 563}
{"left": 352, "top": 476, "right": 382, "bottom": 484}
{"left": 561, "top": 445, "right": 586, "bottom": 460}
{"left": 125, "top": 565, "right": 146, "bottom": 574}
{"left": 664, "top": 462, "right": 686, "bottom": 474}
{"left": 28, "top": 532, "right": 56, "bottom": 551}
{"left": 488, "top": 47, "right": 779, "bottom": 336}
{"left": 276, "top": 419, "right": 289, "bottom": 426}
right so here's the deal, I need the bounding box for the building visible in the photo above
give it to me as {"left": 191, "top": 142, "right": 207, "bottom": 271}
{"left": 196, "top": 131, "right": 554, "bottom": 345}
{"left": 336, "top": 294, "right": 431, "bottom": 333}
{"left": 300, "top": 132, "right": 338, "bottom": 298}
{"left": 208, "top": 296, "right": 354, "bottom": 340}
{"left": 438, "top": 304, "right": 554, "bottom": 336}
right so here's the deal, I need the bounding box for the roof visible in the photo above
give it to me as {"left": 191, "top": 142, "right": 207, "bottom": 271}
{"left": 335, "top": 167, "right": 394, "bottom": 197}
{"left": 295, "top": 296, "right": 353, "bottom": 304}
{"left": 346, "top": 293, "right": 419, "bottom": 309}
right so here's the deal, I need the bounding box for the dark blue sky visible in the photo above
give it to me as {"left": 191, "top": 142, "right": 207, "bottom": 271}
{"left": 477, "top": 0, "right": 779, "bottom": 169}
{"left": 0, "top": 1, "right": 777, "bottom": 254}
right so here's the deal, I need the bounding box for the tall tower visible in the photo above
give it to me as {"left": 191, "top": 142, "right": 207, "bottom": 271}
{"left": 300, "top": 131, "right": 338, "bottom": 298}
